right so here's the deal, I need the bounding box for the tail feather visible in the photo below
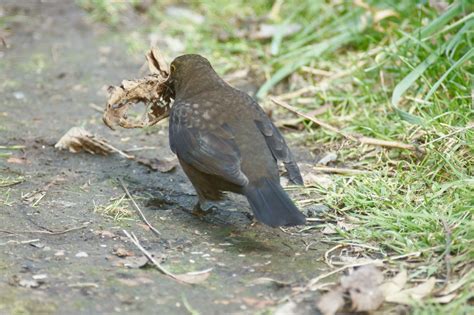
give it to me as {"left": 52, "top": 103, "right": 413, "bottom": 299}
{"left": 243, "top": 178, "right": 306, "bottom": 227}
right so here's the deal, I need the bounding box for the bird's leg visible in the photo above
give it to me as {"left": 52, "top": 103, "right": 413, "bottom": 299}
{"left": 192, "top": 197, "right": 218, "bottom": 217}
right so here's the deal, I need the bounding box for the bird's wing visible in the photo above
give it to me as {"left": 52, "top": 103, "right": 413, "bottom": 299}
{"left": 243, "top": 94, "right": 303, "bottom": 185}
{"left": 169, "top": 104, "right": 249, "bottom": 187}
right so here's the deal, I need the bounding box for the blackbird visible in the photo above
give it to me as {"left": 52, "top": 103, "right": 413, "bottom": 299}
{"left": 167, "top": 54, "right": 305, "bottom": 227}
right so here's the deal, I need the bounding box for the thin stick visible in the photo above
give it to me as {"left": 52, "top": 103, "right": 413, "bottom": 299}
{"left": 0, "top": 239, "right": 40, "bottom": 246}
{"left": 0, "top": 223, "right": 89, "bottom": 235}
{"left": 122, "top": 230, "right": 180, "bottom": 281}
{"left": 118, "top": 178, "right": 161, "bottom": 237}
{"left": 272, "top": 97, "right": 356, "bottom": 140}
{"left": 272, "top": 98, "right": 422, "bottom": 152}
{"left": 313, "top": 166, "right": 371, "bottom": 175}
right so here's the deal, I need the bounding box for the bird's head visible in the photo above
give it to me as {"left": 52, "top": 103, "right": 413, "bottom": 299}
{"left": 166, "top": 54, "right": 223, "bottom": 98}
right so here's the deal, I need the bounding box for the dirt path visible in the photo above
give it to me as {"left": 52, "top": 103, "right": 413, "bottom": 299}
{"left": 0, "top": 2, "right": 325, "bottom": 314}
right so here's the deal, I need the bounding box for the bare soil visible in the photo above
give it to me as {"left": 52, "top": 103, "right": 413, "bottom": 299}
{"left": 0, "top": 2, "right": 326, "bottom": 314}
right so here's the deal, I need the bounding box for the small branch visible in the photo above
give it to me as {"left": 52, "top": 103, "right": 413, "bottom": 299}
{"left": 122, "top": 229, "right": 181, "bottom": 282}
{"left": 118, "top": 178, "right": 161, "bottom": 237}
{"left": 272, "top": 97, "right": 422, "bottom": 152}
{"left": 313, "top": 166, "right": 371, "bottom": 175}
{"left": 0, "top": 223, "right": 89, "bottom": 235}
{"left": 0, "top": 239, "right": 40, "bottom": 246}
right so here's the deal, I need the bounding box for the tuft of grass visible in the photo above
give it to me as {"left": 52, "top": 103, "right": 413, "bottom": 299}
{"left": 93, "top": 194, "right": 134, "bottom": 221}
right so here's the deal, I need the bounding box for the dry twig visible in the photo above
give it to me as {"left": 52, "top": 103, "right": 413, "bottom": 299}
{"left": 272, "top": 98, "right": 422, "bottom": 152}
{"left": 118, "top": 178, "right": 161, "bottom": 237}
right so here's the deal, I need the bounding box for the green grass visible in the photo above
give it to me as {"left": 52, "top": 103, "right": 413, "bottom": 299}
{"left": 80, "top": 0, "right": 473, "bottom": 313}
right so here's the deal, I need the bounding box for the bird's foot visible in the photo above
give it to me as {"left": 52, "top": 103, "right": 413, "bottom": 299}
{"left": 192, "top": 201, "right": 217, "bottom": 217}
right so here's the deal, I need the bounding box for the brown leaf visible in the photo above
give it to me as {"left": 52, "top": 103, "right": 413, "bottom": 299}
{"left": 433, "top": 293, "right": 457, "bottom": 304}
{"left": 380, "top": 270, "right": 407, "bottom": 298}
{"left": 341, "top": 265, "right": 385, "bottom": 312}
{"left": 385, "top": 277, "right": 436, "bottom": 305}
{"left": 55, "top": 127, "right": 112, "bottom": 156}
{"left": 103, "top": 49, "right": 171, "bottom": 130}
{"left": 316, "top": 287, "right": 345, "bottom": 315}
{"left": 135, "top": 157, "right": 177, "bottom": 173}
{"left": 174, "top": 268, "right": 212, "bottom": 284}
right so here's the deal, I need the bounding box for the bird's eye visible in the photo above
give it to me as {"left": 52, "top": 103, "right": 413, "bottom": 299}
{"left": 170, "top": 64, "right": 176, "bottom": 72}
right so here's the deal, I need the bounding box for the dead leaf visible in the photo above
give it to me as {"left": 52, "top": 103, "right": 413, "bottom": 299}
{"left": 380, "top": 270, "right": 408, "bottom": 298}
{"left": 317, "top": 287, "right": 345, "bottom": 315}
{"left": 174, "top": 268, "right": 212, "bottom": 284}
{"left": 316, "top": 265, "right": 384, "bottom": 315}
{"left": 103, "top": 48, "right": 171, "bottom": 130}
{"left": 438, "top": 271, "right": 472, "bottom": 296}
{"left": 341, "top": 265, "right": 385, "bottom": 312}
{"left": 135, "top": 157, "right": 177, "bottom": 173}
{"left": 55, "top": 127, "right": 111, "bottom": 155}
{"left": 385, "top": 277, "right": 436, "bottom": 305}
{"left": 432, "top": 293, "right": 457, "bottom": 304}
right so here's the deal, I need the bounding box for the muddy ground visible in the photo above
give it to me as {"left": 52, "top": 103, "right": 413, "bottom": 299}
{"left": 0, "top": 2, "right": 328, "bottom": 314}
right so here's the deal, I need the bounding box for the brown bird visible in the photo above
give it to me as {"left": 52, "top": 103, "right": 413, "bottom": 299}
{"left": 167, "top": 54, "right": 305, "bottom": 227}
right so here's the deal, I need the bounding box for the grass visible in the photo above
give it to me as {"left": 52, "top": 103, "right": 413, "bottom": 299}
{"left": 93, "top": 194, "right": 134, "bottom": 221}
{"left": 80, "top": 0, "right": 473, "bottom": 313}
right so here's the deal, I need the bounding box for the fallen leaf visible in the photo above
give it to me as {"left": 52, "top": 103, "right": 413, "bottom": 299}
{"left": 380, "top": 270, "right": 407, "bottom": 298}
{"left": 438, "top": 271, "right": 472, "bottom": 296}
{"left": 432, "top": 293, "right": 457, "bottom": 304}
{"left": 385, "top": 277, "right": 436, "bottom": 305}
{"left": 55, "top": 127, "right": 112, "bottom": 156}
{"left": 174, "top": 268, "right": 212, "bottom": 284}
{"left": 316, "top": 287, "right": 345, "bottom": 315}
{"left": 103, "top": 48, "right": 171, "bottom": 130}
{"left": 316, "top": 265, "right": 385, "bottom": 315}
{"left": 241, "top": 297, "right": 275, "bottom": 309}
{"left": 135, "top": 157, "right": 177, "bottom": 173}
{"left": 341, "top": 265, "right": 385, "bottom": 312}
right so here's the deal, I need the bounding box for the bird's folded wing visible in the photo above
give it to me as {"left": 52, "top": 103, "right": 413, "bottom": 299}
{"left": 170, "top": 111, "right": 248, "bottom": 187}
{"left": 254, "top": 116, "right": 304, "bottom": 185}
